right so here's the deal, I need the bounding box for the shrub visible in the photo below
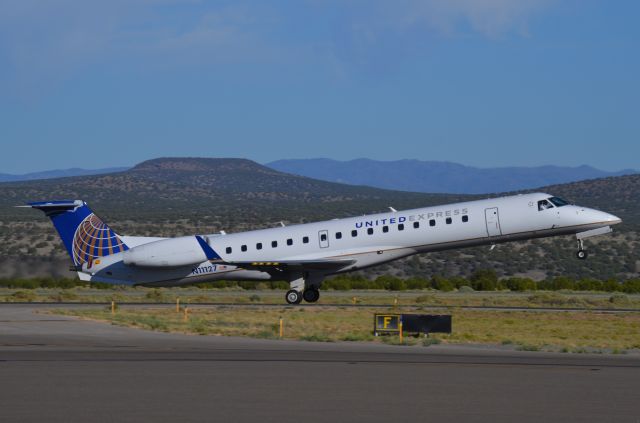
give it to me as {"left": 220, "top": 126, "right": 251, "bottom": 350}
{"left": 602, "top": 279, "right": 622, "bottom": 292}
{"left": 431, "top": 276, "right": 454, "bottom": 292}
{"left": 527, "top": 292, "right": 564, "bottom": 306}
{"left": 299, "top": 334, "right": 333, "bottom": 342}
{"left": 422, "top": 337, "right": 441, "bottom": 347}
{"left": 10, "top": 290, "right": 37, "bottom": 301}
{"left": 375, "top": 275, "right": 407, "bottom": 291}
{"left": 0, "top": 277, "right": 85, "bottom": 290}
{"left": 405, "top": 277, "right": 430, "bottom": 290}
{"left": 503, "top": 277, "right": 536, "bottom": 291}
{"left": 145, "top": 289, "right": 166, "bottom": 302}
{"left": 609, "top": 293, "right": 630, "bottom": 305}
{"left": 49, "top": 290, "right": 79, "bottom": 302}
{"left": 622, "top": 279, "right": 640, "bottom": 294}
{"left": 415, "top": 294, "right": 434, "bottom": 304}
{"left": 137, "top": 315, "right": 168, "bottom": 331}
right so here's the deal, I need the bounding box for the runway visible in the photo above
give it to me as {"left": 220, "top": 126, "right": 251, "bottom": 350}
{"left": 1, "top": 305, "right": 639, "bottom": 422}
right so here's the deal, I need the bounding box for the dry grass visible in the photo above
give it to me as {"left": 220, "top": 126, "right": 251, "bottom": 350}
{"left": 53, "top": 306, "right": 640, "bottom": 353}
{"left": 6, "top": 287, "right": 640, "bottom": 310}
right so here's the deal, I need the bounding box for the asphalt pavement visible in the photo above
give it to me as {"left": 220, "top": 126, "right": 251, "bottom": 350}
{"left": 1, "top": 304, "right": 639, "bottom": 422}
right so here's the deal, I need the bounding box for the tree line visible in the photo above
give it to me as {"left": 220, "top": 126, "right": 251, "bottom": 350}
{"left": 1, "top": 270, "right": 640, "bottom": 293}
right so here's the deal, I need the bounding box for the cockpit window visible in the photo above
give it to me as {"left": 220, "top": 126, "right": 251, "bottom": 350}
{"left": 548, "top": 197, "right": 570, "bottom": 207}
{"left": 538, "top": 199, "right": 554, "bottom": 211}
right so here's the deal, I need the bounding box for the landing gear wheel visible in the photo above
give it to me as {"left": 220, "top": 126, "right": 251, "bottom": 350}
{"left": 285, "top": 290, "right": 302, "bottom": 305}
{"left": 576, "top": 250, "right": 588, "bottom": 260}
{"left": 303, "top": 288, "right": 320, "bottom": 303}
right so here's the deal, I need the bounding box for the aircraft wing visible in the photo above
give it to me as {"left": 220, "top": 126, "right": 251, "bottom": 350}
{"left": 226, "top": 258, "right": 355, "bottom": 273}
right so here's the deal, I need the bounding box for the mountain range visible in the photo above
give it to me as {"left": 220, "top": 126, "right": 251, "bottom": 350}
{"left": 0, "top": 167, "right": 129, "bottom": 183}
{"left": 1, "top": 159, "right": 636, "bottom": 195}
{"left": 267, "top": 159, "right": 637, "bottom": 194}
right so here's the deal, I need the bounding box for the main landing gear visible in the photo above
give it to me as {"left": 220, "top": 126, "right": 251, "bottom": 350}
{"left": 302, "top": 288, "right": 320, "bottom": 303}
{"left": 285, "top": 274, "right": 323, "bottom": 305}
{"left": 285, "top": 288, "right": 320, "bottom": 305}
{"left": 285, "top": 290, "right": 303, "bottom": 304}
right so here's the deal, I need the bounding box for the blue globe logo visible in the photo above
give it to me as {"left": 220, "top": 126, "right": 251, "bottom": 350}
{"left": 72, "top": 214, "right": 127, "bottom": 265}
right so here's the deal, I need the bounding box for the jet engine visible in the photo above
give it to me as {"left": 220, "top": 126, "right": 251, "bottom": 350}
{"left": 122, "top": 236, "right": 218, "bottom": 268}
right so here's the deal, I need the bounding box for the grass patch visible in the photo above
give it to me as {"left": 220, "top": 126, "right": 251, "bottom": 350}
{"left": 516, "top": 344, "right": 540, "bottom": 352}
{"left": 299, "top": 334, "right": 334, "bottom": 342}
{"left": 51, "top": 305, "right": 640, "bottom": 352}
{"left": 422, "top": 337, "right": 442, "bottom": 347}
{"left": 380, "top": 336, "right": 418, "bottom": 346}
{"left": 3, "top": 287, "right": 640, "bottom": 310}
{"left": 341, "top": 333, "right": 375, "bottom": 342}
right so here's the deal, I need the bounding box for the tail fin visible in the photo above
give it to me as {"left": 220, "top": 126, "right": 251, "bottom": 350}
{"left": 22, "top": 200, "right": 128, "bottom": 267}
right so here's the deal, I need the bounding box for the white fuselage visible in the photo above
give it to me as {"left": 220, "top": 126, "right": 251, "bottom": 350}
{"left": 80, "top": 192, "right": 621, "bottom": 286}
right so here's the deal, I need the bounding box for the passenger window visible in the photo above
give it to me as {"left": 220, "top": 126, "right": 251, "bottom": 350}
{"left": 287, "top": 239, "right": 293, "bottom": 246}
{"left": 462, "top": 215, "right": 469, "bottom": 223}
{"left": 226, "top": 247, "right": 232, "bottom": 254}
{"left": 538, "top": 199, "right": 554, "bottom": 211}
{"left": 382, "top": 226, "right": 389, "bottom": 233}
{"left": 241, "top": 245, "right": 247, "bottom": 252}
{"left": 336, "top": 232, "right": 342, "bottom": 239}
{"left": 271, "top": 241, "right": 278, "bottom": 248}
{"left": 320, "top": 234, "right": 327, "bottom": 241}
{"left": 429, "top": 219, "right": 436, "bottom": 227}
{"left": 367, "top": 228, "right": 374, "bottom": 235}
{"left": 413, "top": 222, "right": 420, "bottom": 229}
{"left": 446, "top": 217, "right": 452, "bottom": 225}
{"left": 351, "top": 230, "right": 358, "bottom": 237}
{"left": 256, "top": 242, "right": 262, "bottom": 250}
{"left": 303, "top": 236, "right": 309, "bottom": 244}
{"left": 398, "top": 224, "right": 404, "bottom": 231}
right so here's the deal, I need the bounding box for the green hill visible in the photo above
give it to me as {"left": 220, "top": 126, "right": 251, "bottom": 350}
{"left": 0, "top": 158, "right": 467, "bottom": 225}
{"left": 0, "top": 157, "right": 637, "bottom": 281}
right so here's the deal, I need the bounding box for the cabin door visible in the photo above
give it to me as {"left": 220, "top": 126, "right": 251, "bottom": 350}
{"left": 318, "top": 230, "right": 330, "bottom": 248}
{"left": 484, "top": 208, "right": 502, "bottom": 237}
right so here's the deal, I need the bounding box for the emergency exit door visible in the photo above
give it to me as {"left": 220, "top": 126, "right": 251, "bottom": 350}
{"left": 484, "top": 208, "right": 502, "bottom": 237}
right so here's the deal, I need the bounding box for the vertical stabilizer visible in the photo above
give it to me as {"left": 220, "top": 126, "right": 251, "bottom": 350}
{"left": 22, "top": 200, "right": 128, "bottom": 266}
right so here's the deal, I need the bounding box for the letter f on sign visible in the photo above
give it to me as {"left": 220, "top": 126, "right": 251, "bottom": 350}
{"left": 383, "top": 316, "right": 391, "bottom": 329}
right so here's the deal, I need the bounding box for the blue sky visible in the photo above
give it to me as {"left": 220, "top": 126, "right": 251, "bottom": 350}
{"left": 1, "top": 0, "right": 638, "bottom": 173}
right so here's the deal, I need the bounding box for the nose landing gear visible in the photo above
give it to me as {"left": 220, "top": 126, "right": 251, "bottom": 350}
{"left": 576, "top": 239, "right": 588, "bottom": 260}
{"left": 575, "top": 226, "right": 615, "bottom": 261}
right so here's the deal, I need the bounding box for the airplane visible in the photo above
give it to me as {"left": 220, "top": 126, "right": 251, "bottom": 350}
{"left": 23, "top": 193, "right": 621, "bottom": 304}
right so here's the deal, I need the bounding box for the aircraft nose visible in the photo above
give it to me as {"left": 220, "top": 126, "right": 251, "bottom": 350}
{"left": 575, "top": 207, "right": 622, "bottom": 226}
{"left": 603, "top": 212, "right": 622, "bottom": 225}
{"left": 588, "top": 208, "right": 622, "bottom": 225}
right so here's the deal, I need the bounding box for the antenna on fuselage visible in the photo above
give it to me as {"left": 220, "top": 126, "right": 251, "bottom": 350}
{"left": 279, "top": 221, "right": 285, "bottom": 227}
{"left": 389, "top": 207, "right": 397, "bottom": 213}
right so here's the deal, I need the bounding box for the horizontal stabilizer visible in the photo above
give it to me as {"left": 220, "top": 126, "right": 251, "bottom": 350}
{"left": 18, "top": 200, "right": 84, "bottom": 216}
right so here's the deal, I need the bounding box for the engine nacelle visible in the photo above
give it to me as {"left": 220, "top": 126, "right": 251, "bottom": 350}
{"left": 122, "top": 236, "right": 214, "bottom": 268}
